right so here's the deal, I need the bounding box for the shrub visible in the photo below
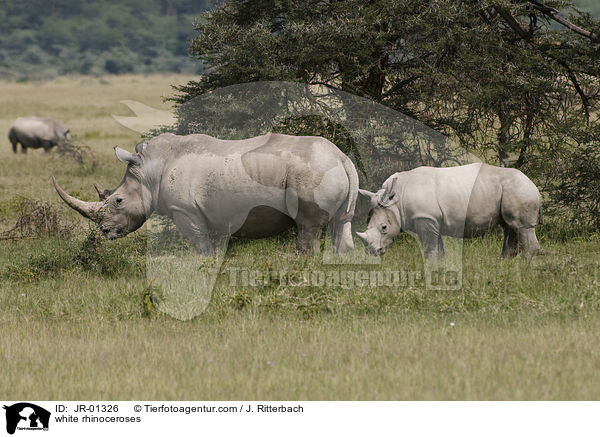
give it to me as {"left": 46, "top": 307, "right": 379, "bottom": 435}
{"left": 2, "top": 197, "right": 77, "bottom": 239}
{"left": 549, "top": 126, "right": 600, "bottom": 230}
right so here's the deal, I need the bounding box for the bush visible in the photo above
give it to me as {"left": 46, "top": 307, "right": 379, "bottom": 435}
{"left": 1, "top": 197, "right": 77, "bottom": 239}
{"left": 105, "top": 53, "right": 134, "bottom": 74}
{"left": 551, "top": 140, "right": 600, "bottom": 229}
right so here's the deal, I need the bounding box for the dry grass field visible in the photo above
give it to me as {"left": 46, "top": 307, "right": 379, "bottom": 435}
{"left": 1, "top": 75, "right": 600, "bottom": 400}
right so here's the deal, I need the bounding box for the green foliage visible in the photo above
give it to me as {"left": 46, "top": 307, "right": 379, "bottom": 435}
{"left": 142, "top": 284, "right": 164, "bottom": 318}
{"left": 146, "top": 217, "right": 193, "bottom": 255}
{"left": 175, "top": 0, "right": 600, "bottom": 221}
{"left": 230, "top": 289, "right": 252, "bottom": 310}
{"left": 549, "top": 125, "right": 600, "bottom": 228}
{"left": 2, "top": 229, "right": 145, "bottom": 282}
{"left": 0, "top": 0, "right": 214, "bottom": 79}
{"left": 574, "top": 0, "right": 600, "bottom": 17}
{"left": 1, "top": 196, "right": 77, "bottom": 238}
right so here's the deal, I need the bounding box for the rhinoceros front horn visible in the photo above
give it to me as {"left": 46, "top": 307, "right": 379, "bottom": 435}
{"left": 52, "top": 176, "right": 103, "bottom": 222}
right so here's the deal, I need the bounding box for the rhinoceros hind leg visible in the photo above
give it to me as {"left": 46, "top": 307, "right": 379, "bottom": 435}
{"left": 437, "top": 234, "right": 445, "bottom": 258}
{"left": 502, "top": 226, "right": 518, "bottom": 257}
{"left": 517, "top": 227, "right": 541, "bottom": 257}
{"left": 330, "top": 221, "right": 354, "bottom": 254}
{"left": 415, "top": 218, "right": 443, "bottom": 260}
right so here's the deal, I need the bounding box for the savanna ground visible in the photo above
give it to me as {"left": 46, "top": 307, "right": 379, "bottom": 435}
{"left": 1, "top": 76, "right": 600, "bottom": 400}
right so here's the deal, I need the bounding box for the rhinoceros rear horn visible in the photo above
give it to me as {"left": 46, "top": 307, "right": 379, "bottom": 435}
{"left": 93, "top": 183, "right": 114, "bottom": 201}
{"left": 53, "top": 177, "right": 103, "bottom": 222}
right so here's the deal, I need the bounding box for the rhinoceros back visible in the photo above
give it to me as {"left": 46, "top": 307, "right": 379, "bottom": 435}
{"left": 144, "top": 133, "right": 357, "bottom": 237}
{"left": 11, "top": 116, "right": 67, "bottom": 142}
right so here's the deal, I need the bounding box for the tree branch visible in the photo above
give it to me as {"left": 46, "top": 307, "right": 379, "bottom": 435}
{"left": 556, "top": 60, "right": 591, "bottom": 122}
{"left": 495, "top": 6, "right": 532, "bottom": 40}
{"left": 528, "top": 0, "right": 600, "bottom": 43}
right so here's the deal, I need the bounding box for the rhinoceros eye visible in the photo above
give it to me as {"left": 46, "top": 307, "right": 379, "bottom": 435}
{"left": 115, "top": 197, "right": 123, "bottom": 204}
{"left": 380, "top": 223, "right": 388, "bottom": 233}
{"left": 388, "top": 193, "right": 395, "bottom": 200}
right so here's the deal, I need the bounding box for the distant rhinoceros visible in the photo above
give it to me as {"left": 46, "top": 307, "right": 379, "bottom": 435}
{"left": 356, "top": 163, "right": 542, "bottom": 258}
{"left": 8, "top": 116, "right": 71, "bottom": 153}
{"left": 54, "top": 133, "right": 358, "bottom": 254}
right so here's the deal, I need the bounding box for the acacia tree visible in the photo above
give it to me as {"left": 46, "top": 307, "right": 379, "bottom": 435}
{"left": 175, "top": 0, "right": 599, "bottom": 170}
{"left": 404, "top": 0, "right": 600, "bottom": 168}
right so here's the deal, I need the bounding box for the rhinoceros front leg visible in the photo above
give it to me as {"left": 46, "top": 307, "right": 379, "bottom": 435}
{"left": 414, "top": 217, "right": 443, "bottom": 260}
{"left": 297, "top": 224, "right": 323, "bottom": 253}
{"left": 42, "top": 140, "right": 54, "bottom": 153}
{"left": 171, "top": 210, "right": 222, "bottom": 257}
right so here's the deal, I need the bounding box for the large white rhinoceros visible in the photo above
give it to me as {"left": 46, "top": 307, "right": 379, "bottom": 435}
{"left": 54, "top": 132, "right": 358, "bottom": 254}
{"left": 8, "top": 116, "right": 71, "bottom": 153}
{"left": 356, "top": 163, "right": 542, "bottom": 258}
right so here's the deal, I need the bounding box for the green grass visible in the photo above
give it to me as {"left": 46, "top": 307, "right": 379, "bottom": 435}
{"left": 2, "top": 313, "right": 600, "bottom": 400}
{"left": 1, "top": 227, "right": 599, "bottom": 399}
{"left": 1, "top": 76, "right": 599, "bottom": 400}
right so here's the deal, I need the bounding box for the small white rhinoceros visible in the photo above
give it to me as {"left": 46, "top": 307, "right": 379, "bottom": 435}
{"left": 356, "top": 163, "right": 542, "bottom": 258}
{"left": 8, "top": 116, "right": 71, "bottom": 153}
{"left": 54, "top": 132, "right": 358, "bottom": 254}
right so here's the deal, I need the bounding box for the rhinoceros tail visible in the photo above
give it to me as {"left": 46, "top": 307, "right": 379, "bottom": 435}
{"left": 341, "top": 155, "right": 359, "bottom": 219}
{"left": 538, "top": 202, "right": 543, "bottom": 225}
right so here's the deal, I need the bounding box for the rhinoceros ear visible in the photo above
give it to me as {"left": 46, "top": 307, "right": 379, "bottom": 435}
{"left": 359, "top": 189, "right": 377, "bottom": 199}
{"left": 135, "top": 142, "right": 148, "bottom": 154}
{"left": 379, "top": 178, "right": 399, "bottom": 206}
{"left": 115, "top": 146, "right": 142, "bottom": 166}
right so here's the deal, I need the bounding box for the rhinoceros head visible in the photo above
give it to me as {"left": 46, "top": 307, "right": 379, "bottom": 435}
{"left": 53, "top": 144, "right": 151, "bottom": 239}
{"left": 355, "top": 189, "right": 401, "bottom": 255}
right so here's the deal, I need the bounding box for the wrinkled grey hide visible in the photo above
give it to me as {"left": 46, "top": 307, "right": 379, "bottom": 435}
{"left": 8, "top": 116, "right": 71, "bottom": 153}
{"left": 54, "top": 133, "right": 358, "bottom": 255}
{"left": 357, "top": 163, "right": 542, "bottom": 258}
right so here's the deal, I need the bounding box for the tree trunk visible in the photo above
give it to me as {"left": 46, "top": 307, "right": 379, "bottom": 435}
{"left": 361, "top": 54, "right": 388, "bottom": 102}
{"left": 516, "top": 102, "right": 534, "bottom": 168}
{"left": 497, "top": 110, "right": 513, "bottom": 167}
